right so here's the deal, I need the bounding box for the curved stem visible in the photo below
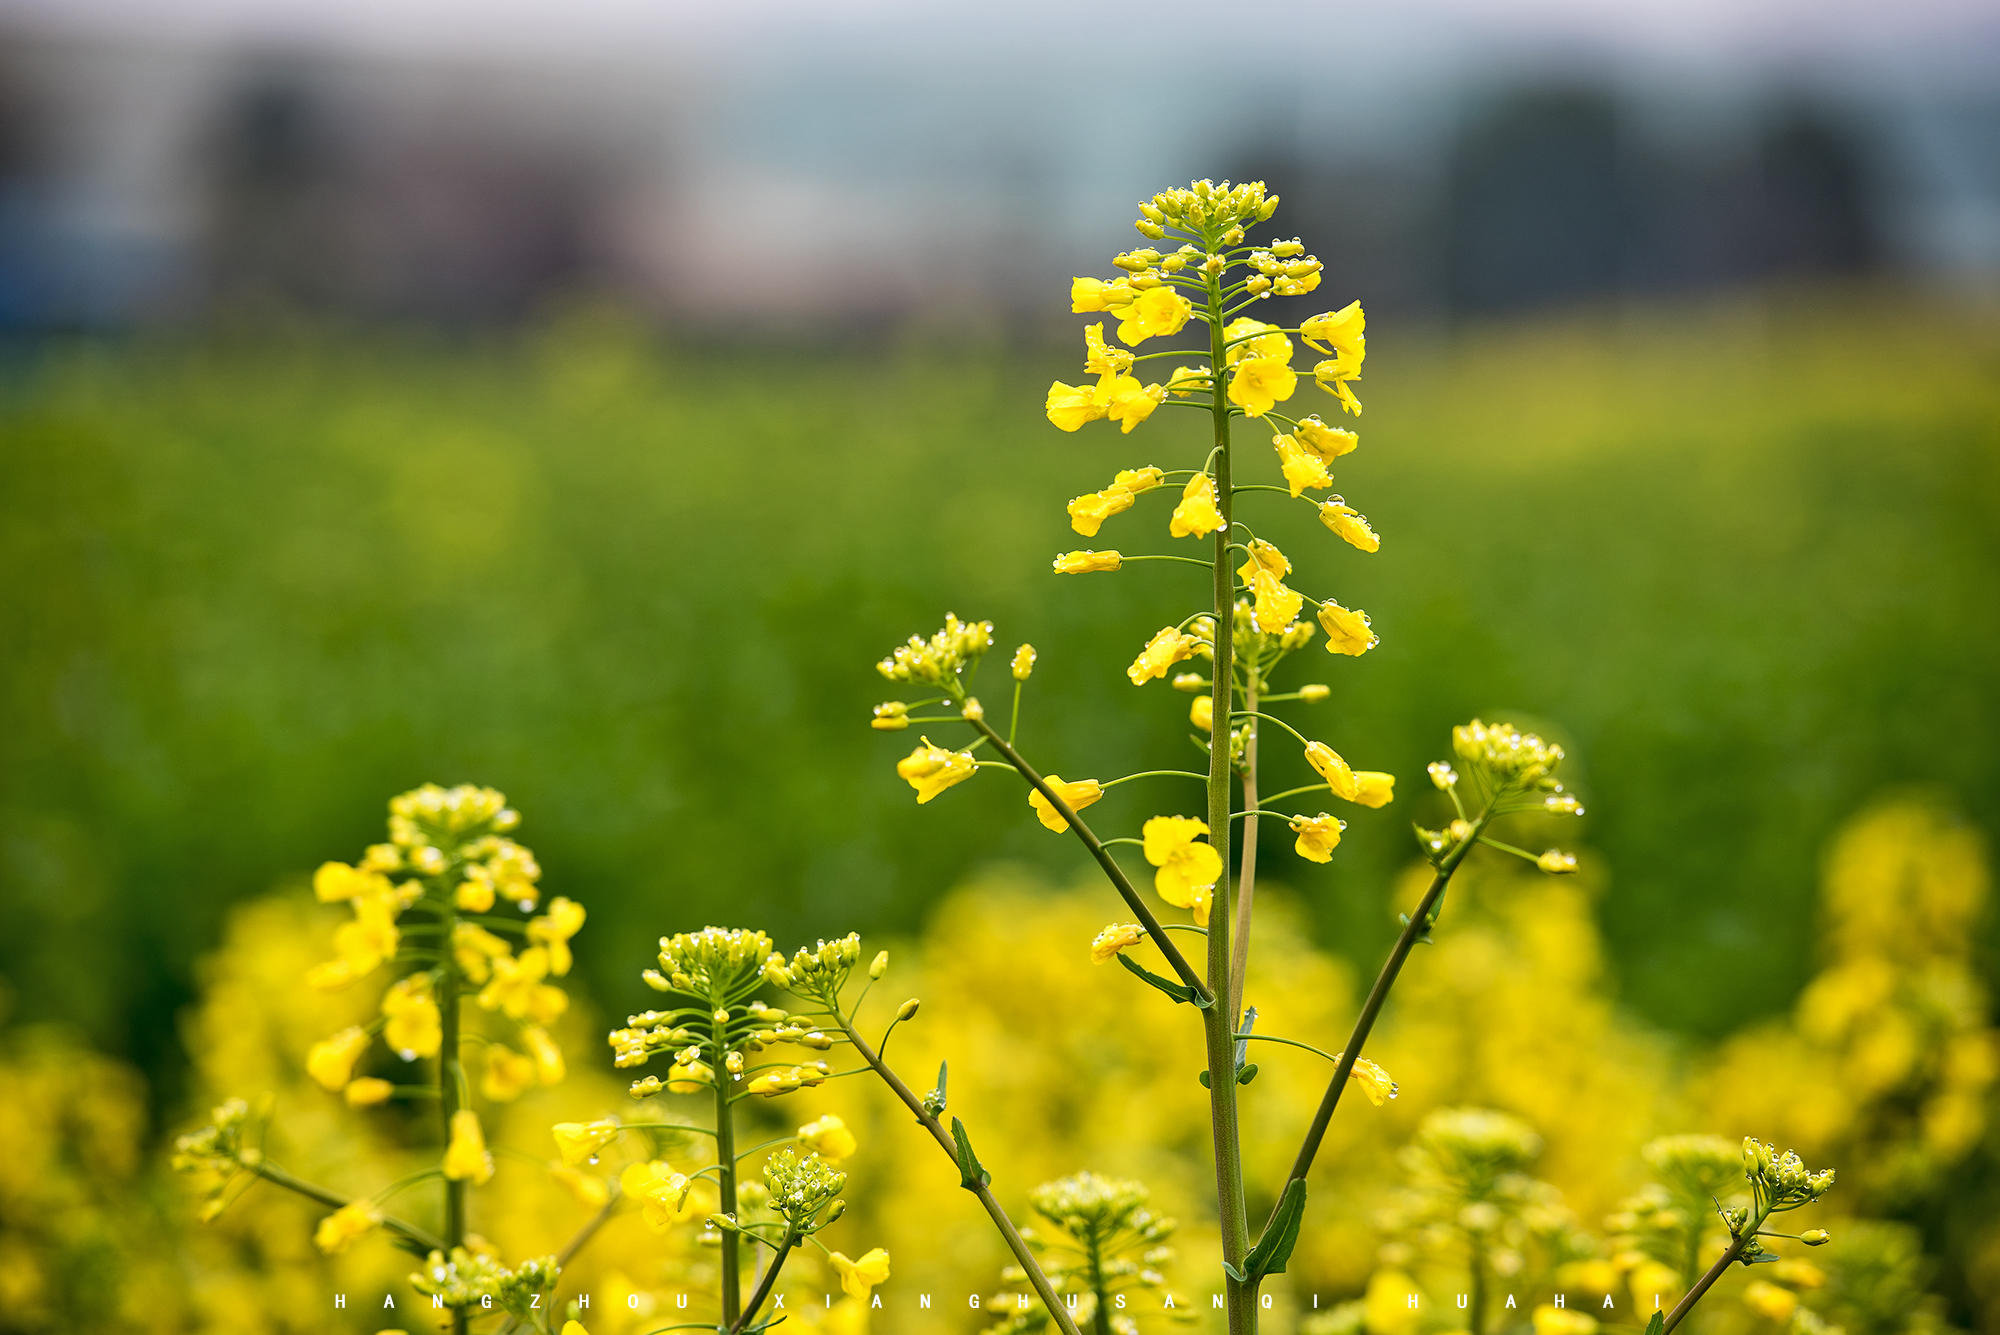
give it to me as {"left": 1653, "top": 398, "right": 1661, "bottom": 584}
{"left": 830, "top": 1010, "right": 1084, "bottom": 1335}
{"left": 966, "top": 716, "right": 1209, "bottom": 1002}
{"left": 1266, "top": 816, "right": 1488, "bottom": 1223}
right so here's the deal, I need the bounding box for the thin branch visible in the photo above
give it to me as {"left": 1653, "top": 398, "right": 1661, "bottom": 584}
{"left": 967, "top": 716, "right": 1211, "bottom": 1003}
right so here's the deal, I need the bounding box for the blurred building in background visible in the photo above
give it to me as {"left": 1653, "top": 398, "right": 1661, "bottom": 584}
{"left": 0, "top": 0, "right": 1995, "bottom": 333}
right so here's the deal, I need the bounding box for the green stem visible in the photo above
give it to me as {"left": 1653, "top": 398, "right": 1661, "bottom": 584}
{"left": 1469, "top": 1242, "right": 1487, "bottom": 1335}
{"left": 1089, "top": 1234, "right": 1114, "bottom": 1335}
{"left": 1662, "top": 1210, "right": 1770, "bottom": 1335}
{"left": 246, "top": 1160, "right": 447, "bottom": 1256}
{"left": 1229, "top": 676, "right": 1259, "bottom": 1018}
{"left": 830, "top": 1011, "right": 1084, "bottom": 1335}
{"left": 437, "top": 889, "right": 468, "bottom": 1335}
{"left": 1201, "top": 263, "right": 1255, "bottom": 1335}
{"left": 966, "top": 717, "right": 1210, "bottom": 1001}
{"left": 1266, "top": 816, "right": 1488, "bottom": 1222}
{"left": 714, "top": 1019, "right": 742, "bottom": 1327}
{"left": 732, "top": 1228, "right": 796, "bottom": 1332}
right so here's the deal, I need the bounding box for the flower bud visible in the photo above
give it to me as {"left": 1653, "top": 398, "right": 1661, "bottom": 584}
{"left": 871, "top": 701, "right": 910, "bottom": 731}
{"left": 1299, "top": 684, "right": 1330, "bottom": 703}
{"left": 869, "top": 950, "right": 889, "bottom": 979}
{"left": 1171, "top": 672, "right": 1208, "bottom": 693}
{"left": 897, "top": 998, "right": 920, "bottom": 1021}
{"left": 1801, "top": 1230, "right": 1830, "bottom": 1246}
{"left": 1538, "top": 850, "right": 1578, "bottom": 874}
{"left": 1011, "top": 645, "right": 1037, "bottom": 680}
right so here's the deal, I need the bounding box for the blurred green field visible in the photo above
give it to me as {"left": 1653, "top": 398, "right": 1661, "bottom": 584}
{"left": 3, "top": 289, "right": 1997, "bottom": 1105}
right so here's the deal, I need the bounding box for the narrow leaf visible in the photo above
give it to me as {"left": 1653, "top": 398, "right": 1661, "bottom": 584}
{"left": 1243, "top": 1179, "right": 1308, "bottom": 1283}
{"left": 950, "top": 1116, "right": 991, "bottom": 1190}
{"left": 1116, "top": 952, "right": 1197, "bottom": 1004}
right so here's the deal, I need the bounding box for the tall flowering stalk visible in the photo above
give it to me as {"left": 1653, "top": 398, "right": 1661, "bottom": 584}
{"left": 867, "top": 180, "right": 1830, "bottom": 1335}
{"left": 174, "top": 785, "right": 591, "bottom": 1331}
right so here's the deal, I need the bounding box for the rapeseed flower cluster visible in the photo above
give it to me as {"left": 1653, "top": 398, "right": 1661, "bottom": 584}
{"left": 865, "top": 180, "right": 1629, "bottom": 1335}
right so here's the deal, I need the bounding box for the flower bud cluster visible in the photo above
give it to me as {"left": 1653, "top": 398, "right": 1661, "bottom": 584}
{"left": 1451, "top": 719, "right": 1568, "bottom": 796}
{"left": 762, "top": 1147, "right": 848, "bottom": 1232}
{"left": 778, "top": 932, "right": 865, "bottom": 1003}
{"left": 410, "top": 1247, "right": 557, "bottom": 1316}
{"left": 1743, "top": 1138, "right": 1836, "bottom": 1212}
{"left": 878, "top": 613, "right": 995, "bottom": 689}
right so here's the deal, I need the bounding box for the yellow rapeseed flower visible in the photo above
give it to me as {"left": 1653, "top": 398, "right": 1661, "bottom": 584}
{"left": 1294, "top": 415, "right": 1358, "bottom": 460}
{"left": 1104, "top": 375, "right": 1166, "bottom": 432}
{"left": 442, "top": 1109, "right": 494, "bottom": 1184}
{"left": 1112, "top": 466, "right": 1165, "bottom": 493}
{"left": 312, "top": 1200, "right": 382, "bottom": 1255}
{"left": 527, "top": 896, "right": 586, "bottom": 976}
{"left": 480, "top": 1044, "right": 537, "bottom": 1102}
{"left": 1317, "top": 600, "right": 1378, "bottom": 656}
{"left": 621, "top": 1160, "right": 697, "bottom": 1232}
{"left": 1289, "top": 813, "right": 1344, "bottom": 863}
{"left": 1222, "top": 317, "right": 1292, "bottom": 366}
{"left": 1090, "top": 923, "right": 1146, "bottom": 962}
{"left": 1115, "top": 288, "right": 1192, "bottom": 345}
{"left": 1045, "top": 379, "right": 1108, "bottom": 432}
{"left": 344, "top": 1077, "right": 394, "bottom": 1107}
{"left": 896, "top": 739, "right": 977, "bottom": 804}
{"left": 1318, "top": 498, "right": 1379, "bottom": 551}
{"left": 1741, "top": 1282, "right": 1797, "bottom": 1322}
{"left": 306, "top": 1026, "right": 372, "bottom": 1092}
{"left": 1127, "top": 627, "right": 1198, "bottom": 685}
{"left": 1532, "top": 1305, "right": 1597, "bottom": 1335}
{"left": 1082, "top": 322, "right": 1133, "bottom": 375}
{"left": 1028, "top": 776, "right": 1105, "bottom": 833}
{"left": 1351, "top": 771, "right": 1396, "bottom": 808}
{"left": 798, "top": 1114, "right": 858, "bottom": 1161}
{"left": 451, "top": 922, "right": 510, "bottom": 984}
{"left": 830, "top": 1248, "right": 892, "bottom": 1301}
{"left": 553, "top": 1117, "right": 621, "bottom": 1167}
{"left": 1313, "top": 362, "right": 1363, "bottom": 416}
{"left": 1169, "top": 474, "right": 1224, "bottom": 538}
{"left": 1273, "top": 434, "right": 1331, "bottom": 496}
{"left": 1227, "top": 356, "right": 1297, "bottom": 417}
{"left": 1305, "top": 742, "right": 1361, "bottom": 803}
{"left": 313, "top": 861, "right": 388, "bottom": 904}
{"left": 1301, "top": 301, "right": 1365, "bottom": 362}
{"left": 1190, "top": 694, "right": 1213, "bottom": 731}
{"left": 381, "top": 975, "right": 442, "bottom": 1059}
{"left": 1053, "top": 549, "right": 1122, "bottom": 574}
{"left": 477, "top": 946, "right": 552, "bottom": 1019}
{"left": 1339, "top": 1054, "right": 1398, "bottom": 1105}
{"left": 1070, "top": 276, "right": 1135, "bottom": 314}
{"left": 522, "top": 1025, "right": 565, "bottom": 1084}
{"left": 1250, "top": 569, "right": 1303, "bottom": 633}
{"left": 1236, "top": 538, "right": 1290, "bottom": 582}
{"left": 1068, "top": 486, "right": 1135, "bottom": 537}
{"left": 1142, "top": 816, "right": 1223, "bottom": 925}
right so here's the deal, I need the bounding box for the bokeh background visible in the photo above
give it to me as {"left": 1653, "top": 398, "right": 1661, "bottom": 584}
{"left": 1, "top": 0, "right": 1998, "bottom": 1332}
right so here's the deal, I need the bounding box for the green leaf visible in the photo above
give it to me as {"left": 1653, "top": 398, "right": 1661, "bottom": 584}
{"left": 1116, "top": 953, "right": 1200, "bottom": 1005}
{"left": 950, "top": 1116, "right": 990, "bottom": 1191}
{"left": 1243, "top": 1179, "right": 1308, "bottom": 1283}
{"left": 1643, "top": 1313, "right": 1664, "bottom": 1335}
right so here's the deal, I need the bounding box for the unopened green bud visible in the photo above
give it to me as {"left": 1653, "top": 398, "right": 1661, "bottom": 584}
{"left": 869, "top": 950, "right": 889, "bottom": 979}
{"left": 897, "top": 997, "right": 920, "bottom": 1021}
{"left": 1801, "top": 1229, "right": 1829, "bottom": 1246}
